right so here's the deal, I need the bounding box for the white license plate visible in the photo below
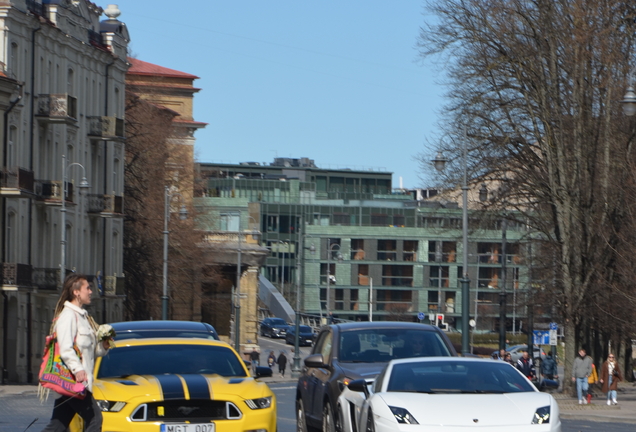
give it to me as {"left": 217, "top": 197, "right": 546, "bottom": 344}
{"left": 160, "top": 423, "right": 215, "bottom": 432}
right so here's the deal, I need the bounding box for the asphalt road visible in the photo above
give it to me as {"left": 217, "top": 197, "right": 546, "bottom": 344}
{"left": 0, "top": 384, "right": 634, "bottom": 432}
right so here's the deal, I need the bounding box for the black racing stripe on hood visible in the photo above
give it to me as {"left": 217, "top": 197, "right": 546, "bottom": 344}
{"left": 155, "top": 375, "right": 185, "bottom": 400}
{"left": 181, "top": 374, "right": 211, "bottom": 399}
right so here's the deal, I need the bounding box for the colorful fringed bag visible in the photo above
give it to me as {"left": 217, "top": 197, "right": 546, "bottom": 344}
{"left": 38, "top": 316, "right": 86, "bottom": 400}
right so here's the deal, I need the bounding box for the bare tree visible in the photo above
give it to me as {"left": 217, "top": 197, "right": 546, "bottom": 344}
{"left": 417, "top": 0, "right": 636, "bottom": 384}
{"left": 123, "top": 91, "right": 213, "bottom": 320}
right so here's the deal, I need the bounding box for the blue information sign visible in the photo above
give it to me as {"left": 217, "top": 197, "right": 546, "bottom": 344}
{"left": 533, "top": 330, "right": 550, "bottom": 345}
{"left": 549, "top": 322, "right": 558, "bottom": 331}
{"left": 417, "top": 312, "right": 425, "bottom": 321}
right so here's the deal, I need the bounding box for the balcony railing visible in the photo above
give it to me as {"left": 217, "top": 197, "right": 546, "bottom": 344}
{"left": 1, "top": 167, "right": 34, "bottom": 193}
{"left": 33, "top": 268, "right": 60, "bottom": 290}
{"left": 2, "top": 263, "right": 32, "bottom": 286}
{"left": 377, "top": 251, "right": 397, "bottom": 261}
{"left": 381, "top": 276, "right": 413, "bottom": 287}
{"left": 35, "top": 180, "right": 73, "bottom": 201}
{"left": 26, "top": 0, "right": 44, "bottom": 16}
{"left": 87, "top": 29, "right": 104, "bottom": 46}
{"left": 428, "top": 252, "right": 458, "bottom": 263}
{"left": 87, "top": 116, "right": 124, "bottom": 138}
{"left": 87, "top": 194, "right": 124, "bottom": 214}
{"left": 36, "top": 94, "right": 78, "bottom": 120}
{"left": 375, "top": 302, "right": 414, "bottom": 312}
{"left": 478, "top": 253, "right": 523, "bottom": 265}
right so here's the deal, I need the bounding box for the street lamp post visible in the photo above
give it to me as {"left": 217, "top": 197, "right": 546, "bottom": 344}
{"left": 60, "top": 155, "right": 90, "bottom": 287}
{"left": 325, "top": 241, "right": 343, "bottom": 321}
{"left": 432, "top": 128, "right": 471, "bottom": 355}
{"left": 291, "top": 222, "right": 315, "bottom": 378}
{"left": 162, "top": 186, "right": 188, "bottom": 320}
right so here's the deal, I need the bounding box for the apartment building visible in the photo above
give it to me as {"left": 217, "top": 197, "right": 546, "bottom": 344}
{"left": 0, "top": 1, "right": 128, "bottom": 383}
{"left": 196, "top": 158, "right": 538, "bottom": 333}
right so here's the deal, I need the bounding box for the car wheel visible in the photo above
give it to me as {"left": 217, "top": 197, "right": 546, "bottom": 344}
{"left": 365, "top": 409, "right": 375, "bottom": 432}
{"left": 296, "top": 398, "right": 314, "bottom": 432}
{"left": 323, "top": 402, "right": 336, "bottom": 432}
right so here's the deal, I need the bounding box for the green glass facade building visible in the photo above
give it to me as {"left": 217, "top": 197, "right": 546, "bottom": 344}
{"left": 195, "top": 158, "right": 532, "bottom": 331}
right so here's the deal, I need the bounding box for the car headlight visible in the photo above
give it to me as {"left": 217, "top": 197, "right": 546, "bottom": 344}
{"left": 245, "top": 396, "right": 272, "bottom": 410}
{"left": 389, "top": 406, "right": 419, "bottom": 424}
{"left": 96, "top": 400, "right": 126, "bottom": 412}
{"left": 531, "top": 406, "right": 550, "bottom": 424}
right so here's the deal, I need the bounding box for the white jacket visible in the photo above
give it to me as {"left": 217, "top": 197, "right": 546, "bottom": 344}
{"left": 55, "top": 302, "right": 108, "bottom": 392}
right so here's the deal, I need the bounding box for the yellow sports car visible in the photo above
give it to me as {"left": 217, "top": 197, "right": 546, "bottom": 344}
{"left": 71, "top": 338, "right": 276, "bottom": 432}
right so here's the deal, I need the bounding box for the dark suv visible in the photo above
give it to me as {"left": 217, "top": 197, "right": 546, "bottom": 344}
{"left": 296, "top": 322, "right": 457, "bottom": 432}
{"left": 260, "top": 317, "right": 290, "bottom": 338}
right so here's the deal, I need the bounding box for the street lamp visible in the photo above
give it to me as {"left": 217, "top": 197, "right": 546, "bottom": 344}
{"left": 162, "top": 186, "right": 188, "bottom": 320}
{"left": 234, "top": 215, "right": 260, "bottom": 352}
{"left": 292, "top": 224, "right": 315, "bottom": 378}
{"left": 276, "top": 240, "right": 288, "bottom": 296}
{"left": 621, "top": 85, "right": 636, "bottom": 116}
{"left": 432, "top": 127, "right": 470, "bottom": 355}
{"left": 325, "top": 241, "right": 343, "bottom": 321}
{"left": 60, "top": 155, "right": 90, "bottom": 287}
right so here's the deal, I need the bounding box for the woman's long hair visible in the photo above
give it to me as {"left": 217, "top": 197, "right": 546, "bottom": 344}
{"left": 53, "top": 273, "right": 88, "bottom": 318}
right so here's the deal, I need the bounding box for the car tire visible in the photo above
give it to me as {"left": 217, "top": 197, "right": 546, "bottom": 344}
{"left": 296, "top": 398, "right": 315, "bottom": 432}
{"left": 322, "top": 402, "right": 337, "bottom": 432}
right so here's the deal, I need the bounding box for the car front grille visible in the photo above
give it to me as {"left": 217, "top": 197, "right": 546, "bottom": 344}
{"left": 131, "top": 400, "right": 242, "bottom": 422}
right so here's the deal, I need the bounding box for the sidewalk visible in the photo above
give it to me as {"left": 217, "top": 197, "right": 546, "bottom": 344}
{"left": 555, "top": 382, "right": 636, "bottom": 424}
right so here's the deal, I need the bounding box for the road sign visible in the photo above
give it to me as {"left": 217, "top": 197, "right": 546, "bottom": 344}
{"left": 549, "top": 329, "right": 558, "bottom": 346}
{"left": 549, "top": 322, "right": 558, "bottom": 331}
{"left": 417, "top": 312, "right": 425, "bottom": 321}
{"left": 533, "top": 330, "right": 550, "bottom": 345}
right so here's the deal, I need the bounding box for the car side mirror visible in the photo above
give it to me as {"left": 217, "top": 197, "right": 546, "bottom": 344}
{"left": 347, "top": 379, "right": 369, "bottom": 397}
{"left": 255, "top": 366, "right": 273, "bottom": 378}
{"left": 304, "top": 353, "right": 325, "bottom": 368}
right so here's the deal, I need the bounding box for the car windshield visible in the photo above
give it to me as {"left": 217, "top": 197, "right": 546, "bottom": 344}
{"left": 269, "top": 319, "right": 287, "bottom": 326}
{"left": 298, "top": 326, "right": 312, "bottom": 333}
{"left": 97, "top": 345, "right": 247, "bottom": 378}
{"left": 115, "top": 330, "right": 217, "bottom": 341}
{"left": 338, "top": 329, "right": 452, "bottom": 362}
{"left": 387, "top": 361, "right": 535, "bottom": 394}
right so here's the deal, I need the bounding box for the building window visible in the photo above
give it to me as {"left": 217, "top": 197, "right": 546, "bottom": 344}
{"left": 333, "top": 213, "right": 350, "bottom": 226}
{"left": 351, "top": 239, "right": 365, "bottom": 260}
{"left": 392, "top": 214, "right": 405, "bottom": 226}
{"left": 428, "top": 241, "right": 457, "bottom": 263}
{"left": 357, "top": 264, "right": 369, "bottom": 285}
{"left": 478, "top": 267, "right": 501, "bottom": 289}
{"left": 371, "top": 213, "right": 389, "bottom": 226}
{"left": 375, "top": 289, "right": 413, "bottom": 312}
{"left": 403, "top": 240, "right": 418, "bottom": 261}
{"left": 429, "top": 266, "right": 450, "bottom": 288}
{"left": 382, "top": 265, "right": 413, "bottom": 287}
{"left": 377, "top": 239, "right": 397, "bottom": 261}
{"left": 220, "top": 212, "right": 240, "bottom": 231}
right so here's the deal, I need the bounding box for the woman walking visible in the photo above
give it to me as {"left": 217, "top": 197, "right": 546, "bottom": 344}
{"left": 41, "top": 274, "right": 110, "bottom": 432}
{"left": 277, "top": 350, "right": 288, "bottom": 377}
{"left": 600, "top": 353, "right": 623, "bottom": 405}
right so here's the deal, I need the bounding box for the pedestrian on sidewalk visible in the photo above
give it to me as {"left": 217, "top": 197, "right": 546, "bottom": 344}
{"left": 250, "top": 348, "right": 260, "bottom": 375}
{"left": 600, "top": 353, "right": 623, "bottom": 405}
{"left": 277, "top": 351, "right": 288, "bottom": 377}
{"left": 571, "top": 348, "right": 593, "bottom": 405}
{"left": 267, "top": 350, "right": 277, "bottom": 368}
{"left": 516, "top": 351, "right": 536, "bottom": 381}
{"left": 41, "top": 274, "right": 111, "bottom": 432}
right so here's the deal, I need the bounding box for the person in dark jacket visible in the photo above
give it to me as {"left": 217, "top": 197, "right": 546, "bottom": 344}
{"left": 516, "top": 351, "right": 535, "bottom": 380}
{"left": 541, "top": 352, "right": 558, "bottom": 380}
{"left": 267, "top": 350, "right": 277, "bottom": 368}
{"left": 277, "top": 351, "right": 288, "bottom": 377}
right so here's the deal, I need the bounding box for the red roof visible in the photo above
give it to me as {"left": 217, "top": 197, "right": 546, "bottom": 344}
{"left": 127, "top": 58, "right": 199, "bottom": 80}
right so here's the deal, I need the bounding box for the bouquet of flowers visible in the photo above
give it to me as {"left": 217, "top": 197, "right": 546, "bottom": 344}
{"left": 96, "top": 324, "right": 116, "bottom": 348}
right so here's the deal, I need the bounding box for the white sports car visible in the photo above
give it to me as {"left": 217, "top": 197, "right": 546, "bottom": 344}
{"left": 345, "top": 357, "right": 561, "bottom": 432}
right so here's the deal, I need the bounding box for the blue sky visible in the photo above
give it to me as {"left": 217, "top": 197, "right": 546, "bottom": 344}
{"left": 113, "top": 1, "right": 444, "bottom": 189}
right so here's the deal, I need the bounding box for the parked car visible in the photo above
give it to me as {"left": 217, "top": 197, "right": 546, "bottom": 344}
{"left": 347, "top": 357, "right": 561, "bottom": 432}
{"left": 70, "top": 337, "right": 275, "bottom": 432}
{"left": 296, "top": 321, "right": 457, "bottom": 432}
{"left": 285, "top": 325, "right": 315, "bottom": 346}
{"left": 110, "top": 320, "right": 220, "bottom": 340}
{"left": 260, "top": 317, "right": 290, "bottom": 338}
